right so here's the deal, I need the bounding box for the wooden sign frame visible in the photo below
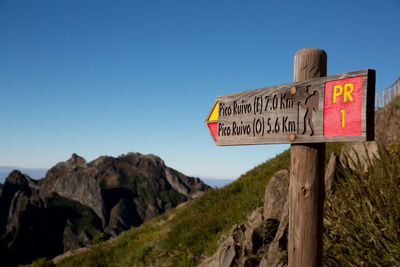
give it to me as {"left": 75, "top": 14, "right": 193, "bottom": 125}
{"left": 205, "top": 69, "right": 375, "bottom": 146}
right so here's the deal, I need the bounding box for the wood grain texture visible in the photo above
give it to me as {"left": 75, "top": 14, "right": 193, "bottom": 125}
{"left": 289, "top": 144, "right": 325, "bottom": 267}
{"left": 208, "top": 69, "right": 375, "bottom": 145}
{"left": 293, "top": 48, "right": 327, "bottom": 81}
{"left": 289, "top": 48, "right": 326, "bottom": 267}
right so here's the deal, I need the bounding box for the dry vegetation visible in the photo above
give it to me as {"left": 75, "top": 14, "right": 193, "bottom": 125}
{"left": 324, "top": 141, "right": 400, "bottom": 266}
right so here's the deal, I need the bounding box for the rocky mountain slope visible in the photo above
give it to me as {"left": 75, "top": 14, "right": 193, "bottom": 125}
{"left": 55, "top": 150, "right": 291, "bottom": 266}
{"left": 0, "top": 152, "right": 209, "bottom": 266}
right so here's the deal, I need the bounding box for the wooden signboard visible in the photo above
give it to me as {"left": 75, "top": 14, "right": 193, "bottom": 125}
{"left": 206, "top": 69, "right": 375, "bottom": 145}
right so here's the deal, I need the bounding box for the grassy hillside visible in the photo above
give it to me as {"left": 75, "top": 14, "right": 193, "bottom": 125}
{"left": 55, "top": 140, "right": 400, "bottom": 266}
{"left": 56, "top": 149, "right": 291, "bottom": 266}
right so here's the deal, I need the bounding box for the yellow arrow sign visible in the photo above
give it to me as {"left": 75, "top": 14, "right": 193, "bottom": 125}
{"left": 205, "top": 102, "right": 219, "bottom": 142}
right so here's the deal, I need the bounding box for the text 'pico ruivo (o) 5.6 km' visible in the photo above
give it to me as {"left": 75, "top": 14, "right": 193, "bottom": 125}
{"left": 205, "top": 69, "right": 375, "bottom": 146}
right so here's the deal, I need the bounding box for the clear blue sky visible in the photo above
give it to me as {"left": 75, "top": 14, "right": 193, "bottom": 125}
{"left": 0, "top": 0, "right": 399, "bottom": 179}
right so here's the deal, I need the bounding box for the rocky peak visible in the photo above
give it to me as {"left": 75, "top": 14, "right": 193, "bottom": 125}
{"left": 66, "top": 153, "right": 87, "bottom": 168}
{"left": 88, "top": 153, "right": 168, "bottom": 187}
{"left": 40, "top": 154, "right": 88, "bottom": 195}
{"left": 125, "top": 152, "right": 163, "bottom": 164}
{"left": 5, "top": 170, "right": 30, "bottom": 187}
{"left": 3, "top": 170, "right": 39, "bottom": 199}
{"left": 0, "top": 171, "right": 38, "bottom": 242}
{"left": 119, "top": 153, "right": 166, "bottom": 173}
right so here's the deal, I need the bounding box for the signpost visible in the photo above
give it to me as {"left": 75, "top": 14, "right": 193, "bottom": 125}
{"left": 205, "top": 48, "right": 375, "bottom": 267}
{"left": 205, "top": 69, "right": 375, "bottom": 145}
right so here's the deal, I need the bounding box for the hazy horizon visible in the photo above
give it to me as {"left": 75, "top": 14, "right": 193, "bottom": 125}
{"left": 0, "top": 162, "right": 236, "bottom": 185}
{"left": 0, "top": 165, "right": 235, "bottom": 189}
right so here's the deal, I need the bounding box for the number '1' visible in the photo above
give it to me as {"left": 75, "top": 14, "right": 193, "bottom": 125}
{"left": 340, "top": 109, "right": 345, "bottom": 128}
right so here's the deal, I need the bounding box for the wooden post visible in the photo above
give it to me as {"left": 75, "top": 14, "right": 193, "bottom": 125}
{"left": 289, "top": 48, "right": 327, "bottom": 267}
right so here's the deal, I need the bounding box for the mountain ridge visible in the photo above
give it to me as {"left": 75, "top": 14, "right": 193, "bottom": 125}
{"left": 0, "top": 152, "right": 210, "bottom": 266}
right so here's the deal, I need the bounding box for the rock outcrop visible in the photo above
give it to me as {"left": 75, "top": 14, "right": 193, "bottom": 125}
{"left": 198, "top": 208, "right": 264, "bottom": 267}
{"left": 324, "top": 152, "right": 338, "bottom": 200}
{"left": 260, "top": 169, "right": 290, "bottom": 267}
{"left": 199, "top": 169, "right": 290, "bottom": 267}
{"left": 0, "top": 152, "right": 210, "bottom": 266}
{"left": 199, "top": 156, "right": 342, "bottom": 267}
{"left": 52, "top": 172, "right": 105, "bottom": 225}
{"left": 339, "top": 141, "right": 379, "bottom": 172}
{"left": 263, "top": 170, "right": 289, "bottom": 221}
{"left": 375, "top": 99, "right": 400, "bottom": 146}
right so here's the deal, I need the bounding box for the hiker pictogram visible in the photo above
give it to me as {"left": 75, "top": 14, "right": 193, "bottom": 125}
{"left": 300, "top": 86, "right": 319, "bottom": 136}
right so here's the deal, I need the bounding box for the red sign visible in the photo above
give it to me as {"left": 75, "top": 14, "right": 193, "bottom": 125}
{"left": 323, "top": 76, "right": 363, "bottom": 137}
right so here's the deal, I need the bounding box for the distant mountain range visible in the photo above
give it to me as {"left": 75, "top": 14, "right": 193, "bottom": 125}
{"left": 0, "top": 166, "right": 232, "bottom": 188}
{"left": 201, "top": 178, "right": 233, "bottom": 188}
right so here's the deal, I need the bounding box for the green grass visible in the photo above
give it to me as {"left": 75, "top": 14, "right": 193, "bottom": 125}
{"left": 32, "top": 257, "right": 55, "bottom": 267}
{"left": 163, "top": 149, "right": 291, "bottom": 259}
{"left": 92, "top": 233, "right": 106, "bottom": 245}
